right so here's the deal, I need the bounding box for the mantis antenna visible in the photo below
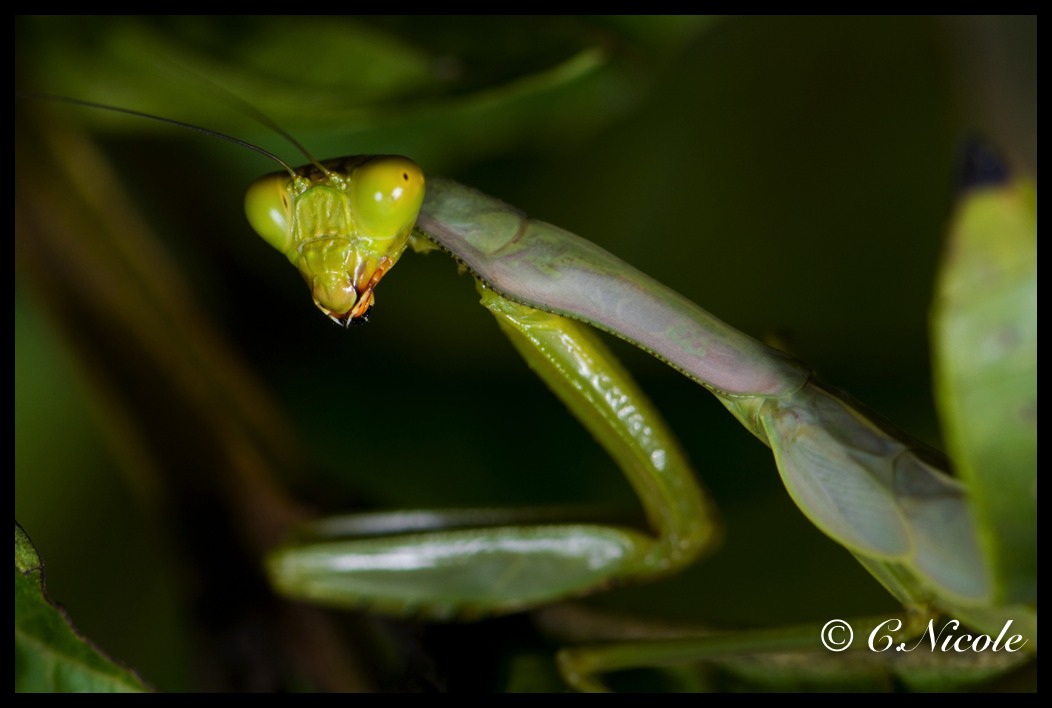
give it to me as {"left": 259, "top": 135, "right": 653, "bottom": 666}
{"left": 17, "top": 90, "right": 301, "bottom": 178}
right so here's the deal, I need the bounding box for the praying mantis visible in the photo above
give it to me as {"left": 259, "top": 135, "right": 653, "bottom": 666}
{"left": 250, "top": 143, "right": 1036, "bottom": 690}
{"left": 14, "top": 15, "right": 1035, "bottom": 690}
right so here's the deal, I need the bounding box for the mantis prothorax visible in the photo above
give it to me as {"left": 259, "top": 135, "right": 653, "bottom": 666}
{"left": 24, "top": 95, "right": 1036, "bottom": 691}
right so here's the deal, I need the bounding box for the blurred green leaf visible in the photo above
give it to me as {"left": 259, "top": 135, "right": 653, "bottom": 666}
{"left": 931, "top": 171, "right": 1037, "bottom": 606}
{"left": 16, "top": 16, "right": 716, "bottom": 169}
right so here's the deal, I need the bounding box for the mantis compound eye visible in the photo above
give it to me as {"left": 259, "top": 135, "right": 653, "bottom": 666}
{"left": 244, "top": 172, "right": 295, "bottom": 255}
{"left": 350, "top": 156, "right": 426, "bottom": 239}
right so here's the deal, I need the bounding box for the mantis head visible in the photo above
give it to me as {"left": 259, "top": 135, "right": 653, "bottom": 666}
{"left": 245, "top": 155, "right": 426, "bottom": 325}
{"left": 18, "top": 94, "right": 427, "bottom": 326}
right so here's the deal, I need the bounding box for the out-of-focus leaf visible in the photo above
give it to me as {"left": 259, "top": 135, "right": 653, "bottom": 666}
{"left": 16, "top": 16, "right": 716, "bottom": 170}
{"left": 15, "top": 523, "right": 151, "bottom": 693}
{"left": 931, "top": 165, "right": 1037, "bottom": 606}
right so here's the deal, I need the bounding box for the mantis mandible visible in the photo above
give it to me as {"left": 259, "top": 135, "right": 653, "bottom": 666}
{"left": 20, "top": 93, "right": 1036, "bottom": 691}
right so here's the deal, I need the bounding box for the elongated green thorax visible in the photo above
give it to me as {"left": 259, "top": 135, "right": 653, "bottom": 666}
{"left": 245, "top": 156, "right": 426, "bottom": 325}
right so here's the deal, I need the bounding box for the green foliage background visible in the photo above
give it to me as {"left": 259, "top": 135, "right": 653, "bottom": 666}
{"left": 15, "top": 16, "right": 1036, "bottom": 691}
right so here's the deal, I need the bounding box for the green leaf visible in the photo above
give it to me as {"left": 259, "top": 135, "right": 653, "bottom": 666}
{"left": 931, "top": 175, "right": 1037, "bottom": 606}
{"left": 15, "top": 16, "right": 717, "bottom": 170}
{"left": 15, "top": 523, "right": 151, "bottom": 693}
